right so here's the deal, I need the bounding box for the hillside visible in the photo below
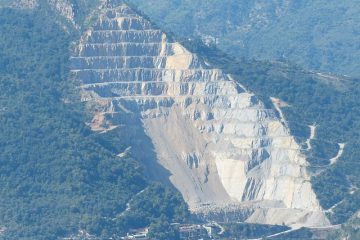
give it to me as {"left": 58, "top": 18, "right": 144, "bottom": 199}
{"left": 70, "top": 2, "right": 333, "bottom": 229}
{"left": 125, "top": 0, "right": 360, "bottom": 225}
{"left": 0, "top": 0, "right": 359, "bottom": 239}
{"left": 0, "top": 6, "right": 188, "bottom": 239}
{"left": 129, "top": 0, "right": 360, "bottom": 78}
{"left": 181, "top": 38, "right": 360, "bottom": 224}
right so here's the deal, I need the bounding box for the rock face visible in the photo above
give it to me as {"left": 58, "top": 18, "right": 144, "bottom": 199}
{"left": 71, "top": 3, "right": 329, "bottom": 227}
{"left": 48, "top": 0, "right": 75, "bottom": 23}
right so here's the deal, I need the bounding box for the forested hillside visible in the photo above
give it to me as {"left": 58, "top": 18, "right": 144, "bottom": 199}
{"left": 0, "top": 0, "right": 359, "bottom": 238}
{"left": 0, "top": 7, "right": 188, "bottom": 239}
{"left": 129, "top": 0, "right": 360, "bottom": 77}
{"left": 180, "top": 39, "right": 360, "bottom": 225}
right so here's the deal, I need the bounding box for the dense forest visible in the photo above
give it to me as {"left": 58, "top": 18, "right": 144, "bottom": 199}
{"left": 0, "top": 7, "right": 188, "bottom": 239}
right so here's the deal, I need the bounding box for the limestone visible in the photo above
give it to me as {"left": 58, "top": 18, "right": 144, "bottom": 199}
{"left": 71, "top": 3, "right": 329, "bottom": 227}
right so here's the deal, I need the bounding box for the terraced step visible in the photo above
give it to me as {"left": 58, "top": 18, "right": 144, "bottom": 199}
{"left": 71, "top": 3, "right": 329, "bottom": 228}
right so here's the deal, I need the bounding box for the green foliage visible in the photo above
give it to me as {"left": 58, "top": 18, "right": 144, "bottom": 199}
{"left": 180, "top": 38, "right": 360, "bottom": 224}
{"left": 0, "top": 1, "right": 359, "bottom": 238}
{"left": 148, "top": 218, "right": 180, "bottom": 240}
{"left": 330, "top": 192, "right": 360, "bottom": 224}
{"left": 129, "top": 0, "right": 360, "bottom": 77}
{"left": 327, "top": 214, "right": 360, "bottom": 240}
{"left": 222, "top": 223, "right": 289, "bottom": 239}
{"left": 312, "top": 169, "right": 349, "bottom": 210}
{"left": 340, "top": 213, "right": 360, "bottom": 240}
{"left": 0, "top": 0, "right": 101, "bottom": 27}
{"left": 122, "top": 183, "right": 189, "bottom": 229}
{"left": 0, "top": 7, "right": 188, "bottom": 239}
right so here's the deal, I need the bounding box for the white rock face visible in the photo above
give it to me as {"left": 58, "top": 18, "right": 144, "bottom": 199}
{"left": 71, "top": 4, "right": 329, "bottom": 227}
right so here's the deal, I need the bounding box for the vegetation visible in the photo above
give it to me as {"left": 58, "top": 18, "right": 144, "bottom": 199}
{"left": 0, "top": 1, "right": 359, "bottom": 238}
{"left": 0, "top": 0, "right": 100, "bottom": 25}
{"left": 180, "top": 38, "right": 360, "bottom": 224}
{"left": 118, "top": 183, "right": 189, "bottom": 231}
{"left": 129, "top": 0, "right": 360, "bottom": 77}
{"left": 221, "top": 223, "right": 289, "bottom": 239}
{"left": 0, "top": 7, "right": 188, "bottom": 239}
{"left": 148, "top": 219, "right": 180, "bottom": 240}
{"left": 329, "top": 212, "right": 360, "bottom": 240}
{"left": 118, "top": 4, "right": 360, "bottom": 224}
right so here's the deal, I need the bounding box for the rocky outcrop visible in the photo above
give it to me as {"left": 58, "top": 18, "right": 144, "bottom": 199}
{"left": 71, "top": 3, "right": 329, "bottom": 227}
{"left": 48, "top": 0, "right": 75, "bottom": 23}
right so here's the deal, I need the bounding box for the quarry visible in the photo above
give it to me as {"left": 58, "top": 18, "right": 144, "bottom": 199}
{"left": 71, "top": 3, "right": 329, "bottom": 228}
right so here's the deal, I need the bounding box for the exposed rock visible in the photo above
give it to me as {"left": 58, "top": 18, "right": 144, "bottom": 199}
{"left": 330, "top": 143, "right": 345, "bottom": 165}
{"left": 71, "top": 3, "right": 329, "bottom": 228}
{"left": 306, "top": 124, "right": 316, "bottom": 151}
{"left": 48, "top": 0, "right": 75, "bottom": 24}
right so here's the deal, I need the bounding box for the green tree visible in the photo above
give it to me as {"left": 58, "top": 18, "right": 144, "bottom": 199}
{"left": 148, "top": 218, "right": 180, "bottom": 240}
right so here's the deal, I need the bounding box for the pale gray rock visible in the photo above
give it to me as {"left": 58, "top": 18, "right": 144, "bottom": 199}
{"left": 71, "top": 3, "right": 329, "bottom": 228}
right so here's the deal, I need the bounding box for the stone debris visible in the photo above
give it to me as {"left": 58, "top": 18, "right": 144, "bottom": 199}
{"left": 71, "top": 3, "right": 329, "bottom": 228}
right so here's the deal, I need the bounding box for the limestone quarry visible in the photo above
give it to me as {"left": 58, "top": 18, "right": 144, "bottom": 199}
{"left": 71, "top": 3, "right": 329, "bottom": 228}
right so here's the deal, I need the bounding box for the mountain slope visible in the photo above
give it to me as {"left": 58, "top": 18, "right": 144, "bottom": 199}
{"left": 181, "top": 38, "right": 360, "bottom": 225}
{"left": 0, "top": 0, "right": 359, "bottom": 238}
{"left": 120, "top": 0, "right": 360, "bottom": 227}
{"left": 0, "top": 6, "right": 188, "bottom": 239}
{"left": 71, "top": 3, "right": 330, "bottom": 228}
{"left": 129, "top": 0, "right": 360, "bottom": 77}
